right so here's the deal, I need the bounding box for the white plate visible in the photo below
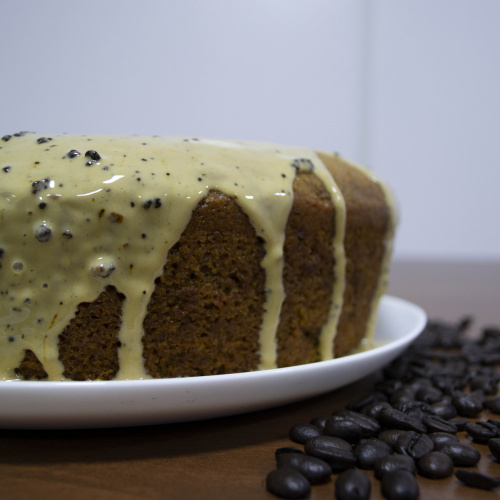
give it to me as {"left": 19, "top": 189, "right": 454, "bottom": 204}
{"left": 0, "top": 295, "right": 426, "bottom": 429}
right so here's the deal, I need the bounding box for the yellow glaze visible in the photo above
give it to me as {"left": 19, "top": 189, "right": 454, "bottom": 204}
{"left": 0, "top": 133, "right": 391, "bottom": 380}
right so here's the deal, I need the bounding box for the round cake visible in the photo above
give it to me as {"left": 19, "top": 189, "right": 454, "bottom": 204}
{"left": 0, "top": 132, "right": 395, "bottom": 381}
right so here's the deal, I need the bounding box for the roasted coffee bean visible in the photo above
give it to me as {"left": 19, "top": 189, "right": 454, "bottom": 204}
{"left": 407, "top": 377, "right": 433, "bottom": 393}
{"left": 469, "top": 375, "right": 498, "bottom": 395}
{"left": 447, "top": 416, "right": 468, "bottom": 431}
{"left": 275, "top": 447, "right": 304, "bottom": 459}
{"left": 334, "top": 468, "right": 371, "bottom": 500}
{"left": 389, "top": 386, "right": 416, "bottom": 405}
{"left": 422, "top": 415, "right": 457, "bottom": 434}
{"left": 373, "top": 454, "right": 416, "bottom": 479}
{"left": 429, "top": 401, "right": 458, "bottom": 420}
{"left": 304, "top": 435, "right": 356, "bottom": 471}
{"left": 455, "top": 469, "right": 500, "bottom": 491}
{"left": 432, "top": 375, "right": 466, "bottom": 394}
{"left": 353, "top": 438, "right": 393, "bottom": 470}
{"left": 483, "top": 396, "right": 500, "bottom": 414}
{"left": 487, "top": 418, "right": 500, "bottom": 429}
{"left": 378, "top": 429, "right": 409, "bottom": 450}
{"left": 375, "top": 379, "right": 403, "bottom": 396}
{"left": 266, "top": 467, "right": 311, "bottom": 499}
{"left": 393, "top": 400, "right": 431, "bottom": 417}
{"left": 439, "top": 442, "right": 481, "bottom": 466}
{"left": 380, "top": 469, "right": 419, "bottom": 500}
{"left": 465, "top": 421, "right": 499, "bottom": 443}
{"left": 346, "top": 391, "right": 387, "bottom": 412}
{"left": 487, "top": 437, "right": 500, "bottom": 459}
{"left": 452, "top": 392, "right": 483, "bottom": 417}
{"left": 289, "top": 423, "right": 321, "bottom": 444}
{"left": 394, "top": 431, "right": 433, "bottom": 460}
{"left": 378, "top": 407, "right": 427, "bottom": 433}
{"left": 417, "top": 451, "right": 454, "bottom": 479}
{"left": 332, "top": 409, "right": 381, "bottom": 438}
{"left": 323, "top": 416, "right": 362, "bottom": 444}
{"left": 416, "top": 385, "right": 443, "bottom": 404}
{"left": 428, "top": 432, "right": 460, "bottom": 449}
{"left": 309, "top": 416, "right": 328, "bottom": 432}
{"left": 277, "top": 453, "right": 332, "bottom": 484}
{"left": 361, "top": 401, "right": 393, "bottom": 420}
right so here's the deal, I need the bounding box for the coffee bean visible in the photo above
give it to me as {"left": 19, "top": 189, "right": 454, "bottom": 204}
{"left": 323, "top": 416, "right": 362, "bottom": 444}
{"left": 375, "top": 379, "right": 404, "bottom": 396}
{"left": 277, "top": 453, "right": 332, "bottom": 484}
{"left": 266, "top": 467, "right": 311, "bottom": 499}
{"left": 469, "top": 375, "right": 498, "bottom": 395}
{"left": 378, "top": 429, "right": 409, "bottom": 450}
{"left": 275, "top": 447, "right": 304, "bottom": 459}
{"left": 416, "top": 385, "right": 443, "bottom": 404}
{"left": 417, "top": 451, "right": 454, "bottom": 479}
{"left": 455, "top": 469, "right": 500, "bottom": 491}
{"left": 361, "top": 401, "right": 393, "bottom": 420}
{"left": 483, "top": 396, "right": 500, "bottom": 414}
{"left": 428, "top": 432, "right": 460, "bottom": 449}
{"left": 394, "top": 431, "right": 433, "bottom": 460}
{"left": 439, "top": 442, "right": 481, "bottom": 466}
{"left": 465, "top": 421, "right": 498, "bottom": 443}
{"left": 335, "top": 468, "right": 371, "bottom": 500}
{"left": 487, "top": 437, "right": 500, "bottom": 459}
{"left": 346, "top": 391, "right": 387, "bottom": 412}
{"left": 422, "top": 415, "right": 457, "bottom": 434}
{"left": 304, "top": 435, "right": 356, "bottom": 471}
{"left": 486, "top": 418, "right": 500, "bottom": 429}
{"left": 332, "top": 409, "right": 381, "bottom": 438}
{"left": 381, "top": 469, "right": 419, "bottom": 500}
{"left": 373, "top": 454, "right": 416, "bottom": 479}
{"left": 393, "top": 401, "right": 431, "bottom": 420}
{"left": 429, "top": 401, "right": 458, "bottom": 420}
{"left": 353, "top": 438, "right": 393, "bottom": 469}
{"left": 309, "top": 416, "right": 328, "bottom": 432}
{"left": 378, "top": 407, "right": 427, "bottom": 433}
{"left": 289, "top": 423, "right": 321, "bottom": 444}
{"left": 389, "top": 386, "right": 416, "bottom": 405}
{"left": 452, "top": 392, "right": 483, "bottom": 417}
{"left": 447, "top": 416, "right": 468, "bottom": 431}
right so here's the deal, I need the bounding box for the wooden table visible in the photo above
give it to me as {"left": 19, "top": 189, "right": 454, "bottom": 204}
{"left": 0, "top": 260, "right": 499, "bottom": 500}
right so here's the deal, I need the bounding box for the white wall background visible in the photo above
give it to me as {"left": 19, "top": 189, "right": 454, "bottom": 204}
{"left": 1, "top": 0, "right": 499, "bottom": 260}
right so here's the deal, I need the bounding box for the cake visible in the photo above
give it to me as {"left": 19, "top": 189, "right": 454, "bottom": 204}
{"left": 0, "top": 132, "right": 395, "bottom": 381}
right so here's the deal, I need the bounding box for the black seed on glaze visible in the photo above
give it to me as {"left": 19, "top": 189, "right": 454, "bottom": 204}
{"left": 85, "top": 150, "right": 101, "bottom": 161}
{"left": 67, "top": 149, "right": 81, "bottom": 158}
{"left": 2, "top": 135, "right": 12, "bottom": 141}
{"left": 31, "top": 178, "right": 52, "bottom": 194}
{"left": 38, "top": 202, "right": 47, "bottom": 210}
{"left": 62, "top": 230, "right": 73, "bottom": 239}
{"left": 36, "top": 137, "right": 52, "bottom": 144}
{"left": 2, "top": 166, "right": 11, "bottom": 172}
{"left": 35, "top": 224, "right": 52, "bottom": 243}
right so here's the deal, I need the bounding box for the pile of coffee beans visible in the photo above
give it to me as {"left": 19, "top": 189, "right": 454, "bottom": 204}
{"left": 266, "top": 318, "right": 500, "bottom": 498}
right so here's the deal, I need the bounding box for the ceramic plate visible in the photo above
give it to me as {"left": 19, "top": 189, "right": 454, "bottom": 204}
{"left": 0, "top": 295, "right": 426, "bottom": 429}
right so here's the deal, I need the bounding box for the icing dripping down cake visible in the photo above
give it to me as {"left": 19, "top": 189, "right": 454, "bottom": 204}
{"left": 0, "top": 132, "right": 395, "bottom": 381}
